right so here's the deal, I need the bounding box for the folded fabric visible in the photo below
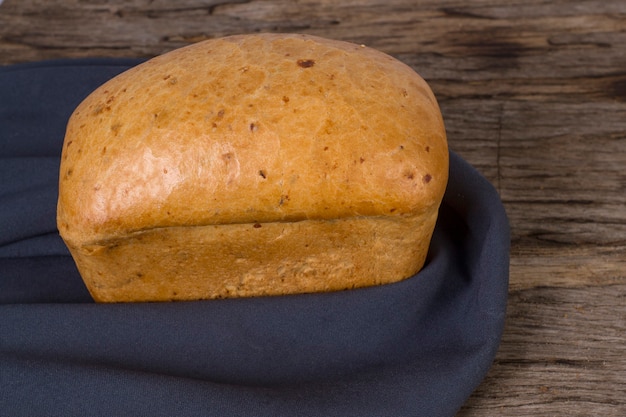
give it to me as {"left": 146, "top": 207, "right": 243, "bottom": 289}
{"left": 0, "top": 59, "right": 510, "bottom": 417}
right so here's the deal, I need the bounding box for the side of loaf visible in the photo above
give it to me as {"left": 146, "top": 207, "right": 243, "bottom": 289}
{"left": 57, "top": 33, "right": 448, "bottom": 302}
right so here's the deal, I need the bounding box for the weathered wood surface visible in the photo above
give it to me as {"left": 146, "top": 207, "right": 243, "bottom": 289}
{"left": 1, "top": 0, "right": 624, "bottom": 415}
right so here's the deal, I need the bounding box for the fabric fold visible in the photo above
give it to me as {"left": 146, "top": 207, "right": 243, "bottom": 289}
{"left": 0, "top": 59, "right": 509, "bottom": 417}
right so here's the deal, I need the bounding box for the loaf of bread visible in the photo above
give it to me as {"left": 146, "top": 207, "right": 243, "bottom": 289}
{"left": 57, "top": 33, "right": 448, "bottom": 302}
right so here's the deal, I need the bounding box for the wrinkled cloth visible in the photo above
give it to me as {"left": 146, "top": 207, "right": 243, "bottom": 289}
{"left": 0, "top": 59, "right": 509, "bottom": 417}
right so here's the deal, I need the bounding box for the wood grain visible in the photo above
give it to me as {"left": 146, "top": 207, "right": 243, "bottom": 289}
{"left": 459, "top": 284, "right": 626, "bottom": 416}
{"left": 1, "top": 0, "right": 624, "bottom": 415}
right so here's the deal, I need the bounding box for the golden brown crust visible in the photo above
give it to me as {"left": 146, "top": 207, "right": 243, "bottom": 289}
{"left": 57, "top": 33, "right": 448, "bottom": 301}
{"left": 71, "top": 212, "right": 437, "bottom": 302}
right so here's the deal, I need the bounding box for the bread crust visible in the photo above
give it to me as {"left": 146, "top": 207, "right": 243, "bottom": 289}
{"left": 57, "top": 33, "right": 448, "bottom": 301}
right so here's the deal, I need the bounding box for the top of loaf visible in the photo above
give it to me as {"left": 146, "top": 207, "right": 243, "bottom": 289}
{"left": 57, "top": 33, "right": 448, "bottom": 245}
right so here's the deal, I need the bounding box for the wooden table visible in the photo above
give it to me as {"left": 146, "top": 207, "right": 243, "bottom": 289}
{"left": 1, "top": 1, "right": 624, "bottom": 415}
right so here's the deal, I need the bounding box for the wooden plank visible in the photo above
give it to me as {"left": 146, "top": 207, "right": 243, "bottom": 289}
{"left": 510, "top": 245, "right": 626, "bottom": 290}
{"left": 446, "top": 98, "right": 626, "bottom": 250}
{"left": 459, "top": 284, "right": 626, "bottom": 416}
{"left": 2, "top": 1, "right": 625, "bottom": 69}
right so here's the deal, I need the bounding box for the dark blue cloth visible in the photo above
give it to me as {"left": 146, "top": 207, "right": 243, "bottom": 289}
{"left": 0, "top": 59, "right": 510, "bottom": 416}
